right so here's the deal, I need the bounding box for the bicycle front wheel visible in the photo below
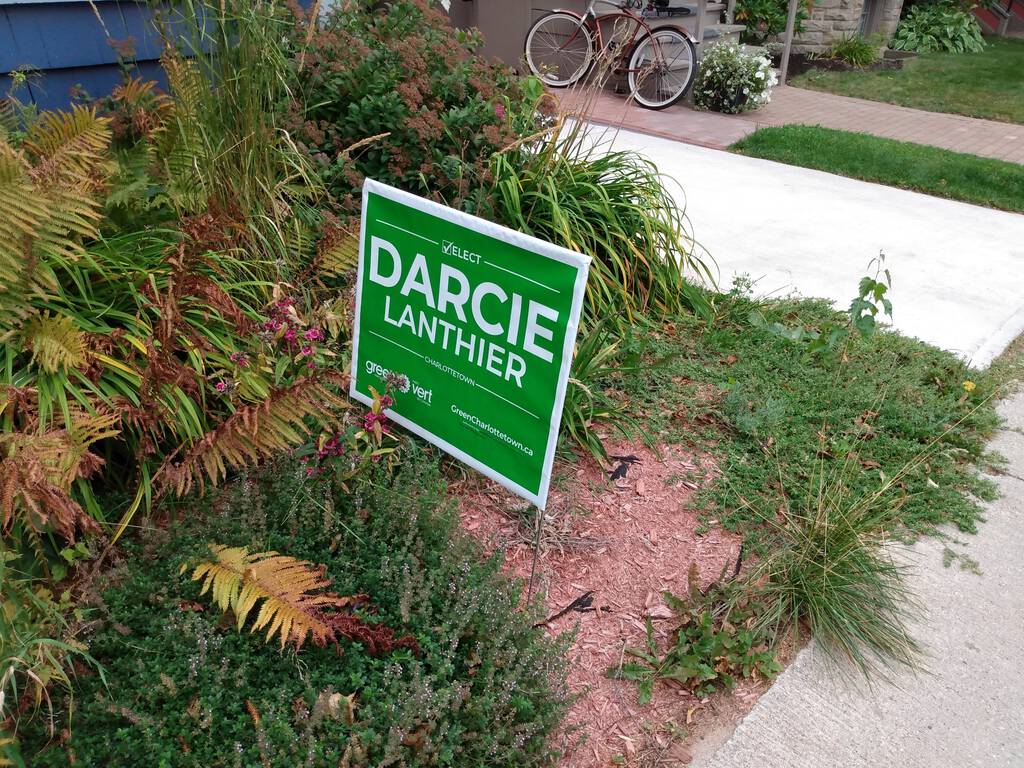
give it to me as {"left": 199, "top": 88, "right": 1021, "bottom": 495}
{"left": 524, "top": 11, "right": 596, "bottom": 88}
{"left": 627, "top": 27, "right": 696, "bottom": 109}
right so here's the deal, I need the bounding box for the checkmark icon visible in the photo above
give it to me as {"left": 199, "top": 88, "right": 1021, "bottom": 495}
{"left": 442, "top": 240, "right": 454, "bottom": 255}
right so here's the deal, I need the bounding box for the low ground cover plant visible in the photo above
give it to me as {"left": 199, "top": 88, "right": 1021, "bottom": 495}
{"left": 24, "top": 453, "right": 571, "bottom": 766}
{"left": 692, "top": 42, "right": 778, "bottom": 113}
{"left": 610, "top": 568, "right": 781, "bottom": 702}
{"left": 603, "top": 277, "right": 1000, "bottom": 697}
{"left": 892, "top": 1, "right": 985, "bottom": 53}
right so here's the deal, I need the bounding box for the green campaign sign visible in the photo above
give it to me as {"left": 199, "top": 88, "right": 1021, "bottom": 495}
{"left": 350, "top": 179, "right": 590, "bottom": 509}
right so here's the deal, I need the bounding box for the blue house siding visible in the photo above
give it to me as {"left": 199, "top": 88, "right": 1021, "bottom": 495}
{"left": 1, "top": 0, "right": 171, "bottom": 110}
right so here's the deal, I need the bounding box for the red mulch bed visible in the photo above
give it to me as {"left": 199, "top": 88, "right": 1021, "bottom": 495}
{"left": 454, "top": 440, "right": 770, "bottom": 766}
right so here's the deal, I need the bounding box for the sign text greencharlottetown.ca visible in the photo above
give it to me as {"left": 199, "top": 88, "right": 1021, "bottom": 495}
{"left": 350, "top": 180, "right": 590, "bottom": 508}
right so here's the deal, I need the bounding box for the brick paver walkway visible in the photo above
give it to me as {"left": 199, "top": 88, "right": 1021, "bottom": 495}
{"left": 573, "top": 85, "right": 1024, "bottom": 164}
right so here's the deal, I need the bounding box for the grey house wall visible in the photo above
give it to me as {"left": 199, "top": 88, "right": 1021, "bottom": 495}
{"left": 449, "top": 0, "right": 590, "bottom": 68}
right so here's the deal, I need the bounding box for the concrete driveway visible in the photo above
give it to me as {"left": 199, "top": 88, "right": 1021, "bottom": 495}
{"left": 603, "top": 127, "right": 1024, "bottom": 367}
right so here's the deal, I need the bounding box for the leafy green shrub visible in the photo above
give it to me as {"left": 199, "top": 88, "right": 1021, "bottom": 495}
{"left": 828, "top": 34, "right": 881, "bottom": 66}
{"left": 289, "top": 0, "right": 532, "bottom": 214}
{"left": 693, "top": 42, "right": 778, "bottom": 114}
{"left": 23, "top": 451, "right": 570, "bottom": 766}
{"left": 735, "top": 0, "right": 807, "bottom": 43}
{"left": 609, "top": 572, "right": 780, "bottom": 702}
{"left": 892, "top": 2, "right": 985, "bottom": 53}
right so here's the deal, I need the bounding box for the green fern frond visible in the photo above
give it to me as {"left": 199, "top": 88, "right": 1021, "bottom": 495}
{"left": 159, "top": 52, "right": 208, "bottom": 210}
{"left": 23, "top": 312, "right": 86, "bottom": 373}
{"left": 317, "top": 226, "right": 359, "bottom": 277}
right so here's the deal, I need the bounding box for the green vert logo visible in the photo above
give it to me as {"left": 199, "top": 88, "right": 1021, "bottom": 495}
{"left": 350, "top": 180, "right": 590, "bottom": 508}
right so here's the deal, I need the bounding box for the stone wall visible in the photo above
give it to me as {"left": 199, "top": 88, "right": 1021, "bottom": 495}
{"left": 792, "top": 0, "right": 867, "bottom": 53}
{"left": 791, "top": 0, "right": 905, "bottom": 52}
{"left": 870, "top": 0, "right": 905, "bottom": 39}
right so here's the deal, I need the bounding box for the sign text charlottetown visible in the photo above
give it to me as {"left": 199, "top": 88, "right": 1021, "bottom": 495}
{"left": 350, "top": 180, "right": 590, "bottom": 508}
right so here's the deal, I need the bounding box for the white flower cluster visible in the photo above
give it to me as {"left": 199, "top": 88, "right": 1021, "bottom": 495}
{"left": 692, "top": 41, "right": 779, "bottom": 114}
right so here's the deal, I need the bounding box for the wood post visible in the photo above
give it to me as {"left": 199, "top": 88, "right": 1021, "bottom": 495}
{"left": 779, "top": 0, "right": 800, "bottom": 84}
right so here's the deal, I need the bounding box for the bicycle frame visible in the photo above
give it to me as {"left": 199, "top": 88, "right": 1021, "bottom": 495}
{"left": 553, "top": 0, "right": 696, "bottom": 74}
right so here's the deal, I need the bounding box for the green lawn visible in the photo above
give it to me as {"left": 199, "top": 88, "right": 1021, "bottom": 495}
{"left": 731, "top": 125, "right": 1024, "bottom": 213}
{"left": 790, "top": 37, "right": 1024, "bottom": 124}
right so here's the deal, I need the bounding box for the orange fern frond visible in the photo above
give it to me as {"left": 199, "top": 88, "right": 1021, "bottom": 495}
{"left": 186, "top": 544, "right": 354, "bottom": 649}
{"left": 0, "top": 411, "right": 118, "bottom": 540}
{"left": 157, "top": 374, "right": 349, "bottom": 497}
{"left": 182, "top": 543, "right": 417, "bottom": 655}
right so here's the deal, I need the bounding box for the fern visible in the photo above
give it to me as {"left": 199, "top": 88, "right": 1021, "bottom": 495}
{"left": 183, "top": 543, "right": 416, "bottom": 654}
{"left": 157, "top": 374, "right": 348, "bottom": 497}
{"left": 0, "top": 107, "right": 110, "bottom": 337}
{"left": 23, "top": 105, "right": 112, "bottom": 189}
{"left": 0, "top": 412, "right": 119, "bottom": 541}
{"left": 23, "top": 312, "right": 86, "bottom": 373}
{"left": 316, "top": 224, "right": 359, "bottom": 277}
{"left": 159, "top": 51, "right": 208, "bottom": 210}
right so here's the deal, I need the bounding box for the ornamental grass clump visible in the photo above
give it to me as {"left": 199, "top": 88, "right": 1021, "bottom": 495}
{"left": 693, "top": 42, "right": 778, "bottom": 113}
{"left": 746, "top": 462, "right": 924, "bottom": 678}
{"left": 488, "top": 119, "right": 714, "bottom": 324}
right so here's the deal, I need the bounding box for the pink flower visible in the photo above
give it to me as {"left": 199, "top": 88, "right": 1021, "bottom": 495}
{"left": 494, "top": 102, "right": 506, "bottom": 120}
{"left": 303, "top": 328, "right": 323, "bottom": 342}
{"left": 215, "top": 381, "right": 227, "bottom": 392}
{"left": 284, "top": 328, "right": 297, "bottom": 343}
{"left": 307, "top": 360, "right": 317, "bottom": 370}
{"left": 300, "top": 345, "right": 313, "bottom": 357}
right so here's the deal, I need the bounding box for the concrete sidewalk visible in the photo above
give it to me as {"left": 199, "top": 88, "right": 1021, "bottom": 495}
{"left": 696, "top": 392, "right": 1024, "bottom": 768}
{"left": 602, "top": 127, "right": 1024, "bottom": 367}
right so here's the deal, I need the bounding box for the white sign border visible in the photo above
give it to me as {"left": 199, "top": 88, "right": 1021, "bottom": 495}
{"left": 350, "top": 178, "right": 591, "bottom": 510}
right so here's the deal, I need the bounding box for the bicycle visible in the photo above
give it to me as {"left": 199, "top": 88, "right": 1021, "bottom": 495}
{"left": 524, "top": 0, "right": 698, "bottom": 110}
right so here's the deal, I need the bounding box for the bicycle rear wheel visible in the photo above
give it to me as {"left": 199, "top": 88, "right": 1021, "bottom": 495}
{"left": 524, "top": 11, "right": 596, "bottom": 88}
{"left": 626, "top": 27, "right": 696, "bottom": 109}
